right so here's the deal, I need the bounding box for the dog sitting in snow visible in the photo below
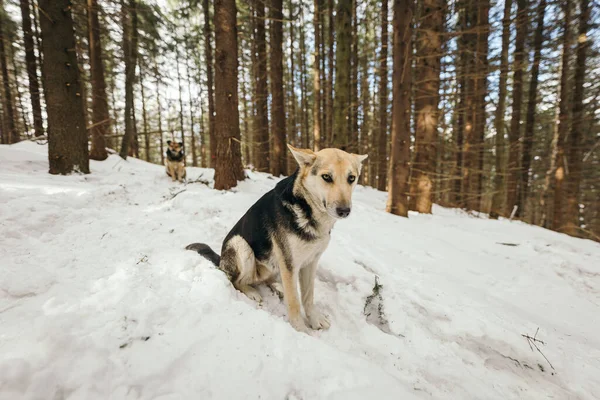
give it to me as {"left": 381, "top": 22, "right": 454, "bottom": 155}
{"left": 187, "top": 144, "right": 367, "bottom": 333}
{"left": 165, "top": 141, "right": 186, "bottom": 182}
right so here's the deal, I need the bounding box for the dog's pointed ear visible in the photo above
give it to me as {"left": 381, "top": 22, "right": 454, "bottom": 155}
{"left": 167, "top": 140, "right": 172, "bottom": 145}
{"left": 355, "top": 154, "right": 368, "bottom": 164}
{"left": 288, "top": 144, "right": 316, "bottom": 167}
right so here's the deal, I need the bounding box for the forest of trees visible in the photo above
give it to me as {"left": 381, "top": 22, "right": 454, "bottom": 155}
{"left": 0, "top": 0, "right": 598, "bottom": 241}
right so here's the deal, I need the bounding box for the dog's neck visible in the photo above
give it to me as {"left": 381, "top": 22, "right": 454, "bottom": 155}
{"left": 167, "top": 149, "right": 184, "bottom": 162}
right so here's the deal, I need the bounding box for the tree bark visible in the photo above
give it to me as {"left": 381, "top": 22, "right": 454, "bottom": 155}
{"left": 154, "top": 60, "right": 165, "bottom": 165}
{"left": 253, "top": 0, "right": 269, "bottom": 171}
{"left": 39, "top": 0, "right": 89, "bottom": 174}
{"left": 561, "top": 0, "right": 590, "bottom": 236}
{"left": 119, "top": 0, "right": 138, "bottom": 160}
{"left": 349, "top": 0, "right": 359, "bottom": 153}
{"left": 312, "top": 0, "right": 322, "bottom": 151}
{"left": 333, "top": 0, "right": 352, "bottom": 149}
{"left": 410, "top": 0, "right": 444, "bottom": 213}
{"left": 176, "top": 52, "right": 186, "bottom": 145}
{"left": 87, "top": 0, "right": 109, "bottom": 160}
{"left": 386, "top": 0, "right": 413, "bottom": 217}
{"left": 0, "top": 0, "right": 18, "bottom": 143}
{"left": 469, "top": 0, "right": 489, "bottom": 212}
{"left": 517, "top": 0, "right": 546, "bottom": 218}
{"left": 490, "top": 0, "right": 512, "bottom": 217}
{"left": 269, "top": 0, "right": 286, "bottom": 176}
{"left": 202, "top": 0, "right": 216, "bottom": 168}
{"left": 376, "top": 0, "right": 389, "bottom": 191}
{"left": 140, "top": 65, "right": 150, "bottom": 162}
{"left": 325, "top": 0, "right": 334, "bottom": 147}
{"left": 506, "top": 0, "right": 528, "bottom": 215}
{"left": 299, "top": 8, "right": 309, "bottom": 149}
{"left": 213, "top": 0, "right": 245, "bottom": 189}
{"left": 184, "top": 31, "right": 198, "bottom": 167}
{"left": 551, "top": 2, "right": 572, "bottom": 231}
{"left": 19, "top": 0, "right": 44, "bottom": 138}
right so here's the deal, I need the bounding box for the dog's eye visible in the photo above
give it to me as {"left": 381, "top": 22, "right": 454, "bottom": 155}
{"left": 348, "top": 175, "right": 356, "bottom": 184}
{"left": 321, "top": 174, "right": 333, "bottom": 183}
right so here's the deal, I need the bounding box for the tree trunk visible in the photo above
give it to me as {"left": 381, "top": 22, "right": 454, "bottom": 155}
{"left": 299, "top": 9, "right": 309, "bottom": 150}
{"left": 86, "top": 0, "right": 109, "bottom": 160}
{"left": 459, "top": 2, "right": 476, "bottom": 210}
{"left": 506, "top": 0, "right": 528, "bottom": 216}
{"left": 312, "top": 0, "right": 322, "bottom": 151}
{"left": 213, "top": 0, "right": 245, "bottom": 189}
{"left": 453, "top": 5, "right": 468, "bottom": 206}
{"left": 561, "top": 0, "right": 590, "bottom": 236}
{"left": 349, "top": 0, "right": 359, "bottom": 153}
{"left": 490, "top": 0, "right": 512, "bottom": 217}
{"left": 0, "top": 0, "right": 18, "bottom": 143}
{"left": 286, "top": 2, "right": 296, "bottom": 171}
{"left": 333, "top": 0, "right": 352, "bottom": 149}
{"left": 39, "top": 0, "right": 89, "bottom": 174}
{"left": 203, "top": 0, "right": 216, "bottom": 168}
{"left": 140, "top": 65, "right": 150, "bottom": 162}
{"left": 184, "top": 32, "right": 198, "bottom": 167}
{"left": 253, "top": 0, "right": 269, "bottom": 171}
{"left": 517, "top": 0, "right": 546, "bottom": 218}
{"left": 176, "top": 52, "right": 186, "bottom": 146}
{"left": 19, "top": 0, "right": 44, "bottom": 138}
{"left": 119, "top": 0, "right": 138, "bottom": 159}
{"left": 410, "top": 0, "right": 444, "bottom": 213}
{"left": 359, "top": 39, "right": 370, "bottom": 185}
{"left": 376, "top": 0, "right": 389, "bottom": 191}
{"left": 325, "top": 0, "right": 334, "bottom": 147}
{"left": 155, "top": 60, "right": 165, "bottom": 165}
{"left": 9, "top": 40, "right": 30, "bottom": 137}
{"left": 551, "top": 2, "right": 572, "bottom": 231}
{"left": 269, "top": 0, "right": 286, "bottom": 176}
{"left": 470, "top": 0, "right": 489, "bottom": 212}
{"left": 386, "top": 0, "right": 413, "bottom": 217}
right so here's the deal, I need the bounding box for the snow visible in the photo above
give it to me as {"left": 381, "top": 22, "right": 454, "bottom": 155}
{"left": 1, "top": 141, "right": 599, "bottom": 400}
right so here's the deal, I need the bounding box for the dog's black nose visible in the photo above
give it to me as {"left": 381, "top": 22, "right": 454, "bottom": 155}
{"left": 336, "top": 207, "right": 351, "bottom": 218}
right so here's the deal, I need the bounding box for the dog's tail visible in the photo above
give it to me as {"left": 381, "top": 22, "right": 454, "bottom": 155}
{"left": 185, "top": 243, "right": 220, "bottom": 266}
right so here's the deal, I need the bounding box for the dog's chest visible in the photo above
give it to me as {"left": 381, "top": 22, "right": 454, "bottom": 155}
{"left": 287, "top": 233, "right": 331, "bottom": 268}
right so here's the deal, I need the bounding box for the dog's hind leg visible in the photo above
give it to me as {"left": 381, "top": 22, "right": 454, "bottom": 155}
{"left": 222, "top": 236, "right": 262, "bottom": 303}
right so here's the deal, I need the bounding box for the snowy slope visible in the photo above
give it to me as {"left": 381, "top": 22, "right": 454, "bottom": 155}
{"left": 1, "top": 142, "right": 599, "bottom": 400}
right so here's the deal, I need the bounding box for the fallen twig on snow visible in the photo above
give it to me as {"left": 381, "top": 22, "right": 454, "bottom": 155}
{"left": 522, "top": 327, "right": 555, "bottom": 372}
{"left": 165, "top": 189, "right": 186, "bottom": 200}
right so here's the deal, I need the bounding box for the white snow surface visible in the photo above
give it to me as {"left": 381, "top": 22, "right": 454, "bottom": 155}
{"left": 1, "top": 142, "right": 599, "bottom": 400}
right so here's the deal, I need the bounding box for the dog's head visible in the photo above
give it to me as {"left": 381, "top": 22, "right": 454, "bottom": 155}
{"left": 288, "top": 144, "right": 367, "bottom": 219}
{"left": 167, "top": 140, "right": 184, "bottom": 153}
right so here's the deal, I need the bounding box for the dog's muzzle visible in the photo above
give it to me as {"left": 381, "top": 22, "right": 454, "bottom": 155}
{"left": 335, "top": 207, "right": 351, "bottom": 218}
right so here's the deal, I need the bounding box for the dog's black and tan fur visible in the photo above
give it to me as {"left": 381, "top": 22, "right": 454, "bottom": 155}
{"left": 165, "top": 141, "right": 186, "bottom": 182}
{"left": 187, "top": 145, "right": 367, "bottom": 333}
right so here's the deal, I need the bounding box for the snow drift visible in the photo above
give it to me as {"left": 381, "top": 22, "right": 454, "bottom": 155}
{"left": 1, "top": 142, "right": 599, "bottom": 399}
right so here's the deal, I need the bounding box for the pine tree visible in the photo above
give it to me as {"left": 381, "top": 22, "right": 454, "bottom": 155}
{"left": 269, "top": 0, "right": 286, "bottom": 176}
{"left": 410, "top": 0, "right": 444, "bottom": 213}
{"left": 386, "top": 0, "right": 413, "bottom": 217}
{"left": 87, "top": 0, "right": 109, "bottom": 160}
{"left": 19, "top": 0, "right": 43, "bottom": 138}
{"left": 39, "top": 0, "right": 89, "bottom": 174}
{"left": 213, "top": 0, "right": 245, "bottom": 189}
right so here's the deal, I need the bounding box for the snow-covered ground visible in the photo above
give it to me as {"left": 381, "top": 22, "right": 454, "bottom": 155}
{"left": 1, "top": 141, "right": 599, "bottom": 400}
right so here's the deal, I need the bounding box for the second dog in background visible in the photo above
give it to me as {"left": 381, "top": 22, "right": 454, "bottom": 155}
{"left": 165, "top": 141, "right": 186, "bottom": 183}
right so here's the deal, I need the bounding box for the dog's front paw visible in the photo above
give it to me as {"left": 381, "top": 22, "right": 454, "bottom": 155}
{"left": 307, "top": 310, "right": 330, "bottom": 330}
{"left": 290, "top": 317, "right": 311, "bottom": 334}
